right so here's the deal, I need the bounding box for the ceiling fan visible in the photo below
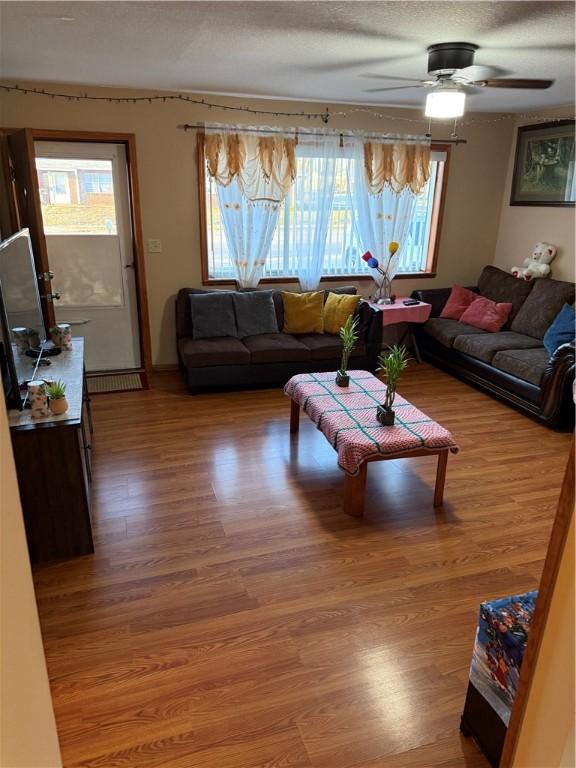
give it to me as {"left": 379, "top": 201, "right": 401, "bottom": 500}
{"left": 363, "top": 42, "right": 554, "bottom": 118}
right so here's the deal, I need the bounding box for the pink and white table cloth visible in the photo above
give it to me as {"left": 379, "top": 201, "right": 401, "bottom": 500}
{"left": 285, "top": 370, "right": 458, "bottom": 477}
{"left": 368, "top": 297, "right": 432, "bottom": 326}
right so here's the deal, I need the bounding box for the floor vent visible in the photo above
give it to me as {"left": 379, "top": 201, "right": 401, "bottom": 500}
{"left": 87, "top": 373, "right": 143, "bottom": 394}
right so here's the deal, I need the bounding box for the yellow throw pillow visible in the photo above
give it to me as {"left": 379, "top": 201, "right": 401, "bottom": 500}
{"left": 282, "top": 291, "right": 325, "bottom": 334}
{"left": 323, "top": 292, "right": 361, "bottom": 335}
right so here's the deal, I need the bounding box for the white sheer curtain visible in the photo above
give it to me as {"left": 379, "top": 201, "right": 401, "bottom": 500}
{"left": 205, "top": 124, "right": 296, "bottom": 288}
{"left": 292, "top": 133, "right": 339, "bottom": 291}
{"left": 216, "top": 179, "right": 280, "bottom": 289}
{"left": 347, "top": 136, "right": 424, "bottom": 290}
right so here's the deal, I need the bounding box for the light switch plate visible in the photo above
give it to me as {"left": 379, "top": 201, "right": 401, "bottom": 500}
{"left": 148, "top": 239, "right": 162, "bottom": 253}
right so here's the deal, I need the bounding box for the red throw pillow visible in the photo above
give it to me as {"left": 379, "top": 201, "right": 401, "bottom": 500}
{"left": 440, "top": 285, "right": 477, "bottom": 320}
{"left": 459, "top": 296, "right": 513, "bottom": 332}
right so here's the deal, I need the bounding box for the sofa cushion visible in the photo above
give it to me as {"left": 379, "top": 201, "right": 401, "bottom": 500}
{"left": 478, "top": 265, "right": 534, "bottom": 325}
{"left": 453, "top": 332, "right": 543, "bottom": 364}
{"left": 511, "top": 278, "right": 576, "bottom": 339}
{"left": 543, "top": 303, "right": 576, "bottom": 354}
{"left": 176, "top": 287, "right": 212, "bottom": 339}
{"left": 242, "top": 333, "right": 311, "bottom": 363}
{"left": 440, "top": 285, "right": 477, "bottom": 320}
{"left": 282, "top": 291, "right": 324, "bottom": 334}
{"left": 232, "top": 291, "right": 278, "bottom": 337}
{"left": 422, "top": 318, "right": 487, "bottom": 348}
{"left": 298, "top": 333, "right": 366, "bottom": 360}
{"left": 189, "top": 293, "right": 237, "bottom": 339}
{"left": 323, "top": 286, "right": 357, "bottom": 302}
{"left": 178, "top": 336, "right": 250, "bottom": 367}
{"left": 323, "top": 293, "right": 361, "bottom": 334}
{"left": 459, "top": 296, "right": 513, "bottom": 332}
{"left": 492, "top": 347, "right": 551, "bottom": 386}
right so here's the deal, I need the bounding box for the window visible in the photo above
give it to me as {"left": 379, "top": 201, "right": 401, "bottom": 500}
{"left": 35, "top": 157, "right": 117, "bottom": 235}
{"left": 82, "top": 171, "right": 114, "bottom": 195}
{"left": 201, "top": 143, "right": 448, "bottom": 282}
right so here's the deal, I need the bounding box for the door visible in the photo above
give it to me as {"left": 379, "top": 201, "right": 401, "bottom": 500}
{"left": 34, "top": 142, "right": 141, "bottom": 372}
{"left": 7, "top": 129, "right": 55, "bottom": 330}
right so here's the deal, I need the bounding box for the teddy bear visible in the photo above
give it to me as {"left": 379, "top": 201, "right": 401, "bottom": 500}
{"left": 511, "top": 242, "right": 558, "bottom": 281}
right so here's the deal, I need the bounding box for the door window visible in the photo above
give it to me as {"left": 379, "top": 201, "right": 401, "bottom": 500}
{"left": 35, "top": 157, "right": 117, "bottom": 234}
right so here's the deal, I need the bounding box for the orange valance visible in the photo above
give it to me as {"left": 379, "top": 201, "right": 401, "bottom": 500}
{"left": 363, "top": 141, "right": 431, "bottom": 195}
{"left": 204, "top": 130, "right": 297, "bottom": 202}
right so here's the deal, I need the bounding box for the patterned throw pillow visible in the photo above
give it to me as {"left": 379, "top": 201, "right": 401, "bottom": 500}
{"left": 459, "top": 296, "right": 513, "bottom": 333}
{"left": 323, "top": 292, "right": 361, "bottom": 335}
{"left": 282, "top": 291, "right": 324, "bottom": 334}
{"left": 440, "top": 285, "right": 477, "bottom": 320}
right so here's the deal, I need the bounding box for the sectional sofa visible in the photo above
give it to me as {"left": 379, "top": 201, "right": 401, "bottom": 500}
{"left": 413, "top": 266, "right": 575, "bottom": 427}
{"left": 176, "top": 286, "right": 383, "bottom": 392}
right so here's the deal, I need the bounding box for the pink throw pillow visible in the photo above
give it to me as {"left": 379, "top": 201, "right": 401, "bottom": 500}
{"left": 440, "top": 285, "right": 477, "bottom": 320}
{"left": 459, "top": 296, "right": 513, "bottom": 332}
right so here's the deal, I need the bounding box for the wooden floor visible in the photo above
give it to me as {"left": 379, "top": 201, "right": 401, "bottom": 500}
{"left": 32, "top": 365, "right": 572, "bottom": 768}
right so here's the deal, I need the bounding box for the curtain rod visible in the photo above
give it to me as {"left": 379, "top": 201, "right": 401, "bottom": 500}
{"left": 178, "top": 123, "right": 467, "bottom": 144}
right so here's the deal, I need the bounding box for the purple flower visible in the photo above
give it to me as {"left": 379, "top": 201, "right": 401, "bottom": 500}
{"left": 367, "top": 257, "right": 379, "bottom": 269}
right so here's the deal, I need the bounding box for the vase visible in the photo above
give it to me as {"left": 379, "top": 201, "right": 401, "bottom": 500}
{"left": 50, "top": 398, "right": 69, "bottom": 416}
{"left": 11, "top": 327, "right": 30, "bottom": 355}
{"left": 50, "top": 323, "right": 73, "bottom": 351}
{"left": 376, "top": 405, "right": 395, "bottom": 426}
{"left": 336, "top": 371, "right": 350, "bottom": 387}
{"left": 27, "top": 380, "right": 50, "bottom": 418}
{"left": 372, "top": 275, "right": 392, "bottom": 304}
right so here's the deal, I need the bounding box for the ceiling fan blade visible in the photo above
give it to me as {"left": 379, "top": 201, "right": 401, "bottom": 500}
{"left": 362, "top": 73, "right": 425, "bottom": 83}
{"left": 363, "top": 85, "right": 425, "bottom": 93}
{"left": 479, "top": 78, "right": 555, "bottom": 89}
{"left": 455, "top": 64, "right": 508, "bottom": 82}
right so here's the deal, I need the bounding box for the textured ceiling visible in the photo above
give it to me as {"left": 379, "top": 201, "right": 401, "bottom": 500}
{"left": 0, "top": 1, "right": 574, "bottom": 112}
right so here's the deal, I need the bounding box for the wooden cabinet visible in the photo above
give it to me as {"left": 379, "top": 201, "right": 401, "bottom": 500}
{"left": 8, "top": 340, "right": 94, "bottom": 563}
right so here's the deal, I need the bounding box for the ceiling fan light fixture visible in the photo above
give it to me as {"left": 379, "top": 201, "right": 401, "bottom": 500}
{"left": 425, "top": 87, "right": 466, "bottom": 119}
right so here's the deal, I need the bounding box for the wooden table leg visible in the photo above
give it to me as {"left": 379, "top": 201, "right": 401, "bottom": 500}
{"left": 343, "top": 462, "right": 367, "bottom": 517}
{"left": 434, "top": 450, "right": 448, "bottom": 507}
{"left": 290, "top": 398, "right": 300, "bottom": 434}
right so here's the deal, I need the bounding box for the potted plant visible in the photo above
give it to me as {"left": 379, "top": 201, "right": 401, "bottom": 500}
{"left": 336, "top": 315, "right": 359, "bottom": 387}
{"left": 376, "top": 345, "right": 410, "bottom": 425}
{"left": 46, "top": 379, "right": 68, "bottom": 415}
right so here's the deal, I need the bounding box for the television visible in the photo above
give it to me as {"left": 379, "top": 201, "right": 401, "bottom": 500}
{"left": 0, "top": 229, "right": 47, "bottom": 409}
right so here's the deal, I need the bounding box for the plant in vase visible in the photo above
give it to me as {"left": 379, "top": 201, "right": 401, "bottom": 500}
{"left": 336, "top": 315, "right": 359, "bottom": 387}
{"left": 361, "top": 241, "right": 400, "bottom": 304}
{"left": 46, "top": 379, "right": 68, "bottom": 415}
{"left": 376, "top": 345, "right": 410, "bottom": 425}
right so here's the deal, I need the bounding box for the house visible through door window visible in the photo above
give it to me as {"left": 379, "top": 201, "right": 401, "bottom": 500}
{"left": 36, "top": 157, "right": 117, "bottom": 235}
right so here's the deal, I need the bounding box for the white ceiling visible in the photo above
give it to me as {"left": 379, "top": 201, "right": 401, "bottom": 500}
{"left": 0, "top": 1, "right": 574, "bottom": 112}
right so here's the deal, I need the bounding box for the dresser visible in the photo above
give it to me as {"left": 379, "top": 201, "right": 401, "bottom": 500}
{"left": 8, "top": 339, "right": 94, "bottom": 563}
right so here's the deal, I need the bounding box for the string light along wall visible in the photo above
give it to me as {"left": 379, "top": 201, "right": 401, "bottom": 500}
{"left": 1, "top": 83, "right": 572, "bottom": 137}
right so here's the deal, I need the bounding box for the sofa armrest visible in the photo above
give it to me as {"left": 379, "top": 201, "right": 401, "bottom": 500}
{"left": 540, "top": 341, "right": 575, "bottom": 426}
{"left": 357, "top": 300, "right": 383, "bottom": 346}
{"left": 411, "top": 286, "right": 478, "bottom": 318}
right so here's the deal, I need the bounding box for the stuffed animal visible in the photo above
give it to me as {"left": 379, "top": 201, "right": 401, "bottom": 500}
{"left": 511, "top": 242, "right": 557, "bottom": 281}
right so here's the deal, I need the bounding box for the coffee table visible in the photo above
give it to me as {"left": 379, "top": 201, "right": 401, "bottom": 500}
{"left": 285, "top": 370, "right": 458, "bottom": 517}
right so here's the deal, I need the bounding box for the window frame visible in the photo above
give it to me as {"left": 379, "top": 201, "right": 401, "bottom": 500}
{"left": 197, "top": 132, "right": 450, "bottom": 285}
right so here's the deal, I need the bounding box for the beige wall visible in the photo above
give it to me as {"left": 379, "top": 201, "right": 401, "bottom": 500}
{"left": 512, "top": 513, "right": 575, "bottom": 768}
{"left": 1, "top": 82, "right": 515, "bottom": 365}
{"left": 0, "top": 399, "right": 62, "bottom": 767}
{"left": 493, "top": 110, "right": 576, "bottom": 282}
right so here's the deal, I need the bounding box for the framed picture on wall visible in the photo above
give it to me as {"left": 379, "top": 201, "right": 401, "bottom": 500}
{"left": 510, "top": 120, "right": 575, "bottom": 207}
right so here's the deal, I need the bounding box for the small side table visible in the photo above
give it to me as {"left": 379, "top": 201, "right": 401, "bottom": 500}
{"left": 368, "top": 296, "right": 432, "bottom": 363}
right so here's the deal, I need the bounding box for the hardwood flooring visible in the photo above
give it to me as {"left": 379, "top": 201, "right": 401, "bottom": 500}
{"left": 32, "top": 365, "right": 572, "bottom": 768}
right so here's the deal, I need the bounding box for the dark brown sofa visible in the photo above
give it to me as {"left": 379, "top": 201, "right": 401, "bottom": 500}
{"left": 412, "top": 266, "right": 575, "bottom": 427}
{"left": 176, "top": 287, "right": 383, "bottom": 392}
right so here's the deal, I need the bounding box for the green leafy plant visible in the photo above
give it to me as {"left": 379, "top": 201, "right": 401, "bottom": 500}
{"left": 46, "top": 379, "right": 67, "bottom": 400}
{"left": 339, "top": 315, "right": 359, "bottom": 374}
{"left": 377, "top": 345, "right": 410, "bottom": 411}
